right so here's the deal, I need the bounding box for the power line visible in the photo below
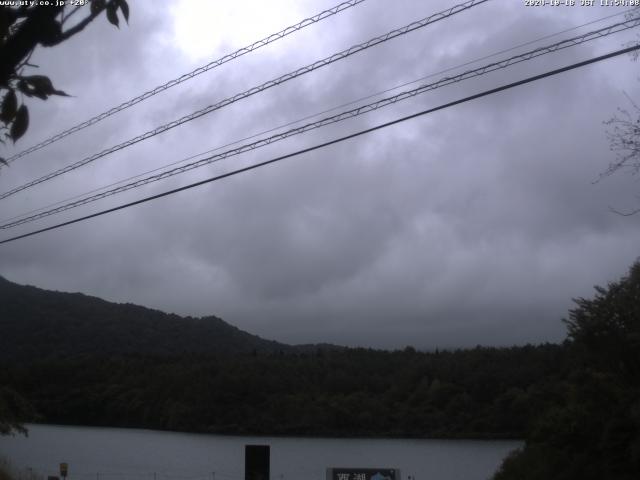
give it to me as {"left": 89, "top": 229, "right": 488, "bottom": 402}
{"left": 3, "top": 16, "right": 637, "bottom": 230}
{"left": 4, "top": 0, "right": 367, "bottom": 164}
{"left": 0, "top": 0, "right": 490, "bottom": 201}
{"left": 372, "top": 7, "right": 639, "bottom": 96}
{"left": 1, "top": 43, "right": 637, "bottom": 246}
{"left": 3, "top": 6, "right": 631, "bottom": 227}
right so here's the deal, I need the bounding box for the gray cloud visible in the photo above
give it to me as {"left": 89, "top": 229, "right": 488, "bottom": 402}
{"left": 1, "top": 0, "right": 639, "bottom": 350}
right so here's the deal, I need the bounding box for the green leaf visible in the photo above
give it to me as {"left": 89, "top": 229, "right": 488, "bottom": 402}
{"left": 106, "top": 3, "right": 119, "bottom": 28}
{"left": 23, "top": 75, "right": 54, "bottom": 93}
{"left": 15, "top": 76, "right": 68, "bottom": 100}
{"left": 10, "top": 105, "right": 29, "bottom": 143}
{"left": 1, "top": 90, "right": 17, "bottom": 124}
{"left": 51, "top": 89, "right": 71, "bottom": 97}
{"left": 17, "top": 80, "right": 32, "bottom": 97}
{"left": 17, "top": 76, "right": 49, "bottom": 99}
{"left": 29, "top": 89, "right": 48, "bottom": 101}
{"left": 91, "top": 0, "right": 106, "bottom": 16}
{"left": 118, "top": 0, "right": 129, "bottom": 23}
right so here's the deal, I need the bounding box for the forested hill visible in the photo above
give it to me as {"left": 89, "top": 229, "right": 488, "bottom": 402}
{"left": 0, "top": 274, "right": 568, "bottom": 439}
{"left": 0, "top": 275, "right": 291, "bottom": 360}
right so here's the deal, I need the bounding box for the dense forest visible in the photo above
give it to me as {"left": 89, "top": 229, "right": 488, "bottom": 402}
{"left": 493, "top": 261, "right": 640, "bottom": 480}
{"left": 0, "top": 344, "right": 567, "bottom": 438}
{"left": 0, "top": 274, "right": 565, "bottom": 438}
{"left": 1, "top": 261, "right": 639, "bottom": 478}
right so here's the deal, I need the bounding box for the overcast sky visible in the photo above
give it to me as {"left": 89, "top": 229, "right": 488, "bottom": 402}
{"left": 1, "top": 0, "right": 639, "bottom": 349}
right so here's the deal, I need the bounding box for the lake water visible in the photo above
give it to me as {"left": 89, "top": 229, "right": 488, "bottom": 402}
{"left": 0, "top": 425, "right": 520, "bottom": 480}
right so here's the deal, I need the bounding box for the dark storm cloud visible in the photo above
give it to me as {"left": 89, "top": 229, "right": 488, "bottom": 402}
{"left": 1, "top": 0, "right": 639, "bottom": 349}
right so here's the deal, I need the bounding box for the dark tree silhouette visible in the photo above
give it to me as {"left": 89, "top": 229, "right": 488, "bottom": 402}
{"left": 0, "top": 0, "right": 129, "bottom": 163}
{"left": 603, "top": 95, "right": 640, "bottom": 215}
{"left": 494, "top": 260, "right": 640, "bottom": 480}
{"left": 0, "top": 387, "right": 35, "bottom": 436}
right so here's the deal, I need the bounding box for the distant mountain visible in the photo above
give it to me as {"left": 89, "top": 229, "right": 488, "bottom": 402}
{"left": 0, "top": 275, "right": 291, "bottom": 361}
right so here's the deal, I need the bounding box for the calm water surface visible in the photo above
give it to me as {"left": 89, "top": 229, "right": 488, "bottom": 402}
{"left": 0, "top": 425, "right": 520, "bottom": 480}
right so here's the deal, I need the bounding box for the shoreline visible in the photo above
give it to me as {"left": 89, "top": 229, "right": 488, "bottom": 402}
{"left": 20, "top": 422, "right": 524, "bottom": 442}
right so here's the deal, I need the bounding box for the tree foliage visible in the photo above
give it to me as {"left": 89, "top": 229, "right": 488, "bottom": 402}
{"left": 0, "top": 386, "right": 35, "bottom": 436}
{"left": 0, "top": 0, "right": 129, "bottom": 164}
{"left": 494, "top": 260, "right": 640, "bottom": 480}
{"left": 0, "top": 345, "right": 568, "bottom": 439}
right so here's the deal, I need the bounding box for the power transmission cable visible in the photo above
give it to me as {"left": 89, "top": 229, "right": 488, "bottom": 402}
{"left": 3, "top": 7, "right": 631, "bottom": 227}
{"left": 2, "top": 17, "right": 637, "bottom": 230}
{"left": 4, "top": 0, "right": 367, "bottom": 164}
{"left": 3, "top": 5, "right": 630, "bottom": 224}
{"left": 367, "top": 7, "right": 639, "bottom": 99}
{"left": 1, "top": 43, "right": 637, "bottom": 246}
{"left": 2, "top": 16, "right": 635, "bottom": 228}
{"left": 0, "top": 0, "right": 490, "bottom": 201}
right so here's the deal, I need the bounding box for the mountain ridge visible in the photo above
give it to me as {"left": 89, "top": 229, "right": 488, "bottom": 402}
{"left": 0, "top": 275, "right": 297, "bottom": 361}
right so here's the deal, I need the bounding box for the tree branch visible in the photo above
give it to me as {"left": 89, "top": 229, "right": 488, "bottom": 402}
{"left": 58, "top": 1, "right": 115, "bottom": 42}
{"left": 0, "top": 6, "right": 63, "bottom": 85}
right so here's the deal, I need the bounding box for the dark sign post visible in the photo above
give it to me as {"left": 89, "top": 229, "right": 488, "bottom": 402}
{"left": 327, "top": 468, "right": 399, "bottom": 480}
{"left": 245, "top": 445, "right": 270, "bottom": 480}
